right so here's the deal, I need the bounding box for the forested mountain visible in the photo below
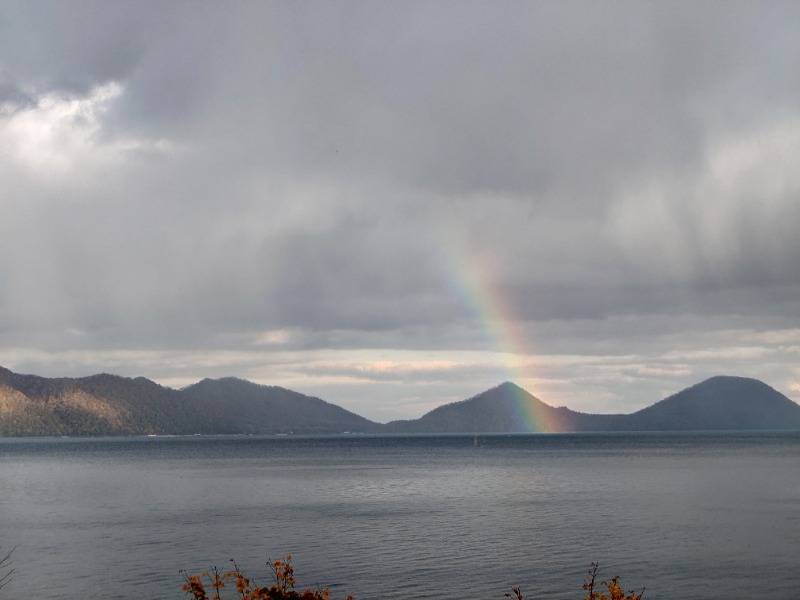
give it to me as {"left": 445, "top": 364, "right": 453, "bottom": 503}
{"left": 182, "top": 377, "right": 381, "bottom": 434}
{"left": 1, "top": 365, "right": 798, "bottom": 436}
{"left": 0, "top": 367, "right": 378, "bottom": 436}
{"left": 381, "top": 382, "right": 591, "bottom": 433}
{"left": 0, "top": 365, "right": 197, "bottom": 435}
{"left": 385, "top": 376, "right": 800, "bottom": 433}
{"left": 622, "top": 375, "right": 800, "bottom": 431}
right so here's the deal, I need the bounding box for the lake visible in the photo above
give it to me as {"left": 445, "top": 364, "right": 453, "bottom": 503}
{"left": 0, "top": 433, "right": 798, "bottom": 599}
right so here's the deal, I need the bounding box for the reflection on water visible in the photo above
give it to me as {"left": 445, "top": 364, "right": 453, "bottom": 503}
{"left": 1, "top": 433, "right": 798, "bottom": 599}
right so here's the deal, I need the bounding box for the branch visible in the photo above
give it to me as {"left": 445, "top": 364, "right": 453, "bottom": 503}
{"left": 0, "top": 546, "right": 15, "bottom": 590}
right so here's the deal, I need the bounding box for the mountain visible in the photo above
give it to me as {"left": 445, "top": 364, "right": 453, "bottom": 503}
{"left": 0, "top": 367, "right": 380, "bottom": 436}
{"left": 382, "top": 382, "right": 596, "bottom": 433}
{"left": 1, "top": 365, "right": 799, "bottom": 436}
{"left": 0, "top": 367, "right": 195, "bottom": 435}
{"left": 382, "top": 381, "right": 619, "bottom": 433}
{"left": 0, "top": 365, "right": 210, "bottom": 436}
{"left": 182, "top": 377, "right": 380, "bottom": 434}
{"left": 387, "top": 376, "right": 800, "bottom": 433}
{"left": 622, "top": 375, "right": 800, "bottom": 431}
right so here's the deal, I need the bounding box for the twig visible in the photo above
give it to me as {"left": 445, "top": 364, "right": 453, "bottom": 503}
{"left": 0, "top": 546, "right": 15, "bottom": 590}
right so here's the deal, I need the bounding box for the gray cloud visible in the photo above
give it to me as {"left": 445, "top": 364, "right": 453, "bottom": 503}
{"left": 1, "top": 1, "right": 799, "bottom": 419}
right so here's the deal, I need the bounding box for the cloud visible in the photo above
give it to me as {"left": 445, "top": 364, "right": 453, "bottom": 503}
{"left": 0, "top": 2, "right": 799, "bottom": 418}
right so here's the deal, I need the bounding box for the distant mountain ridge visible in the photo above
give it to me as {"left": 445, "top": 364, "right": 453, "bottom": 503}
{"left": 383, "top": 376, "right": 800, "bottom": 433}
{"left": 622, "top": 376, "right": 800, "bottom": 431}
{"left": 381, "top": 382, "right": 585, "bottom": 433}
{"left": 182, "top": 377, "right": 380, "bottom": 434}
{"left": 0, "top": 366, "right": 380, "bottom": 436}
{"left": 0, "top": 365, "right": 798, "bottom": 436}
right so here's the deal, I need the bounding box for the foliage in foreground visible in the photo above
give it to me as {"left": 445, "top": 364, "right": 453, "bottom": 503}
{"left": 182, "top": 555, "right": 353, "bottom": 600}
{"left": 182, "top": 555, "right": 643, "bottom": 600}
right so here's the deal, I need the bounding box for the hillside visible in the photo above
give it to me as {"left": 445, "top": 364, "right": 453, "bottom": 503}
{"left": 1, "top": 365, "right": 799, "bottom": 436}
{"left": 623, "top": 375, "right": 800, "bottom": 431}
{"left": 387, "top": 375, "right": 800, "bottom": 433}
{"left": 0, "top": 365, "right": 199, "bottom": 435}
{"left": 182, "top": 377, "right": 380, "bottom": 434}
{"left": 0, "top": 367, "right": 380, "bottom": 436}
{"left": 382, "top": 382, "right": 605, "bottom": 433}
{"left": 382, "top": 381, "right": 622, "bottom": 433}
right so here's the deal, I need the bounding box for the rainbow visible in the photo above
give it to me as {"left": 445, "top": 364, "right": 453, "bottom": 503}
{"left": 504, "top": 381, "right": 573, "bottom": 433}
{"left": 436, "top": 233, "right": 570, "bottom": 433}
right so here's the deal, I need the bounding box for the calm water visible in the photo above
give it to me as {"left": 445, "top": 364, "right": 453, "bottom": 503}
{"left": 0, "top": 433, "right": 798, "bottom": 599}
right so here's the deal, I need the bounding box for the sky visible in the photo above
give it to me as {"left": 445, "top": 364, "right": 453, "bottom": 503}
{"left": 0, "top": 2, "right": 798, "bottom": 422}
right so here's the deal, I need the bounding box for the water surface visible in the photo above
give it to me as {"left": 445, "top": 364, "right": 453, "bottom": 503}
{"left": 1, "top": 433, "right": 798, "bottom": 599}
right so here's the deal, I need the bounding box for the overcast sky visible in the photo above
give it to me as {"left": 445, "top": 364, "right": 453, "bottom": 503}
{"left": 1, "top": 1, "right": 798, "bottom": 421}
